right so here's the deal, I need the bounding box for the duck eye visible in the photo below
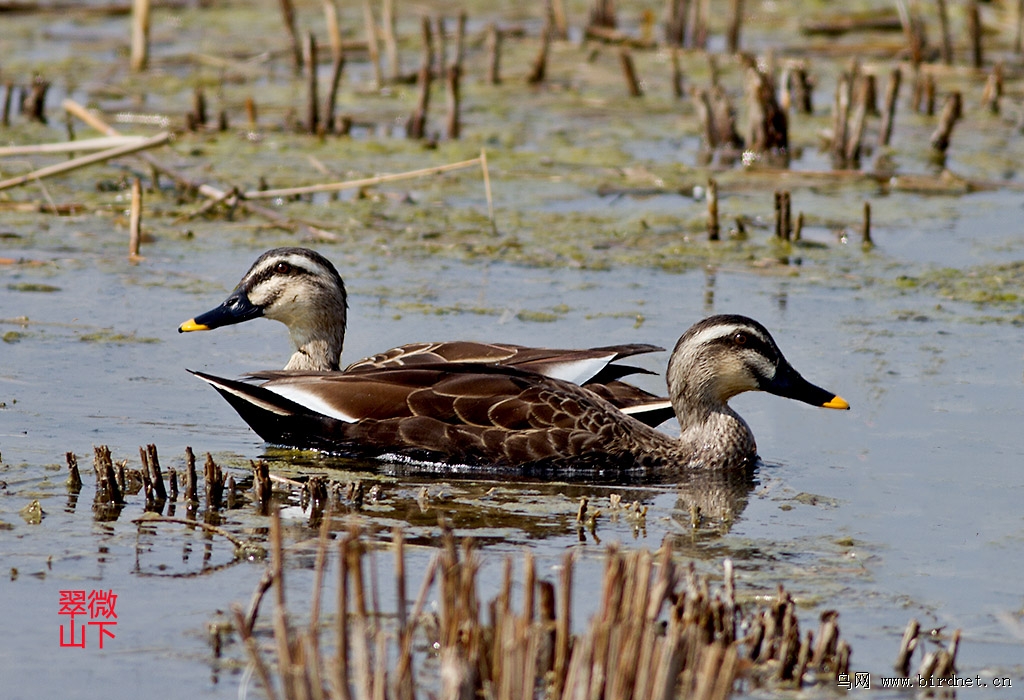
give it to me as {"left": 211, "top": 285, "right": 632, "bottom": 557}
{"left": 274, "top": 262, "right": 292, "bottom": 274}
{"left": 732, "top": 332, "right": 748, "bottom": 346}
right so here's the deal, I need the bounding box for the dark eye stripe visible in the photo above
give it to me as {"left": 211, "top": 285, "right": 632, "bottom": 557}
{"left": 706, "top": 329, "right": 775, "bottom": 360}
{"left": 248, "top": 258, "right": 314, "bottom": 290}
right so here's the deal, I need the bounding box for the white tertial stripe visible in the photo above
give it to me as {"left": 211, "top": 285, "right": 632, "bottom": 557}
{"left": 621, "top": 400, "right": 673, "bottom": 416}
{"left": 264, "top": 384, "right": 358, "bottom": 422}
{"left": 536, "top": 354, "right": 617, "bottom": 384}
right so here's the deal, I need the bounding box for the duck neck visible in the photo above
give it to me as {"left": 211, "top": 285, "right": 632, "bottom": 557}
{"left": 667, "top": 360, "right": 758, "bottom": 465}
{"left": 281, "top": 315, "right": 345, "bottom": 371}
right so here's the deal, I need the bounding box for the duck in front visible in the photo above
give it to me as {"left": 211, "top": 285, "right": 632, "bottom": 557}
{"left": 188, "top": 314, "right": 849, "bottom": 471}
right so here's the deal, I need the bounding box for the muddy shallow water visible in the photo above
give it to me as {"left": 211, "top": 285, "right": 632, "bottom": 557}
{"left": 3, "top": 1, "right": 1024, "bottom": 697}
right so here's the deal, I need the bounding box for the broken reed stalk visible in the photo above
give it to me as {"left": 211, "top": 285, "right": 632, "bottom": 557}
{"left": 66, "top": 452, "right": 83, "bottom": 491}
{"left": 486, "top": 23, "right": 502, "bottom": 85}
{"left": 185, "top": 445, "right": 198, "bottom": 504}
{"left": 129, "top": 0, "right": 150, "bottom": 71}
{"left": 254, "top": 460, "right": 273, "bottom": 515}
{"left": 381, "top": 0, "right": 400, "bottom": 81}
{"left": 666, "top": 48, "right": 683, "bottom": 99}
{"left": 783, "top": 195, "right": 793, "bottom": 241}
{"left": 745, "top": 64, "right": 788, "bottom": 159}
{"left": 968, "top": 1, "right": 983, "bottom": 69}
{"left": 930, "top": 91, "right": 962, "bottom": 153}
{"left": 190, "top": 86, "right": 207, "bottom": 130}
{"left": 845, "top": 80, "right": 868, "bottom": 164}
{"left": 278, "top": 0, "right": 304, "bottom": 73}
{"left": 304, "top": 32, "right": 320, "bottom": 134}
{"left": 146, "top": 444, "right": 167, "bottom": 502}
{"left": 981, "top": 62, "right": 1003, "bottom": 114}
{"left": 445, "top": 13, "right": 466, "bottom": 139}
{"left": 706, "top": 177, "right": 720, "bottom": 241}
{"left": 1, "top": 83, "right": 12, "bottom": 127}
{"left": 0, "top": 131, "right": 169, "bottom": 191}
{"left": 204, "top": 453, "right": 224, "bottom": 511}
{"left": 1018, "top": 0, "right": 1024, "bottom": 55}
{"left": 526, "top": 19, "right": 551, "bottom": 85}
{"left": 322, "top": 0, "right": 342, "bottom": 62}
{"left": 894, "top": 619, "right": 920, "bottom": 674}
{"left": 923, "top": 73, "right": 936, "bottom": 116}
{"left": 23, "top": 77, "right": 50, "bottom": 124}
{"left": 361, "top": 0, "right": 383, "bottom": 90}
{"left": 879, "top": 67, "right": 901, "bottom": 147}
{"left": 479, "top": 148, "right": 495, "bottom": 230}
{"left": 324, "top": 48, "right": 346, "bottom": 134}
{"left": 831, "top": 74, "right": 851, "bottom": 167}
{"left": 407, "top": 17, "right": 433, "bottom": 139}
{"left": 774, "top": 191, "right": 782, "bottom": 238}
{"left": 936, "top": 0, "right": 952, "bottom": 65}
{"left": 727, "top": 0, "right": 744, "bottom": 53}
{"left": 129, "top": 177, "right": 142, "bottom": 259}
{"left": 664, "top": 0, "right": 687, "bottom": 47}
{"left": 862, "top": 200, "right": 872, "bottom": 247}
{"left": 245, "top": 96, "right": 258, "bottom": 130}
{"left": 619, "top": 48, "right": 644, "bottom": 97}
{"left": 549, "top": 0, "right": 569, "bottom": 39}
{"left": 93, "top": 445, "right": 124, "bottom": 505}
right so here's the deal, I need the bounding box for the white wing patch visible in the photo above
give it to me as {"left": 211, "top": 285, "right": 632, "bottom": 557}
{"left": 263, "top": 383, "right": 359, "bottom": 422}
{"left": 535, "top": 354, "right": 616, "bottom": 384}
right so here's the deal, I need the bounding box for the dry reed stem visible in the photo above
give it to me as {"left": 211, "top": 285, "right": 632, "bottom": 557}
{"left": 305, "top": 32, "right": 320, "bottom": 134}
{"left": 130, "top": 0, "right": 150, "bottom": 71}
{"left": 242, "top": 156, "right": 484, "bottom": 200}
{"left": 485, "top": 23, "right": 502, "bottom": 86}
{"left": 278, "top": 0, "right": 304, "bottom": 73}
{"left": 0, "top": 135, "right": 148, "bottom": 156}
{"left": 128, "top": 177, "right": 143, "bottom": 260}
{"left": 0, "top": 132, "right": 169, "bottom": 191}
{"left": 706, "top": 178, "right": 719, "bottom": 241}
{"left": 382, "top": 0, "right": 400, "bottom": 80}
{"left": 407, "top": 17, "right": 433, "bottom": 139}
{"left": 233, "top": 604, "right": 282, "bottom": 700}
{"left": 322, "top": 0, "right": 342, "bottom": 62}
{"left": 362, "top": 0, "right": 383, "bottom": 90}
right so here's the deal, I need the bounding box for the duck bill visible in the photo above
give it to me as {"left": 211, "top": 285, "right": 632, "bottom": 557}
{"left": 763, "top": 362, "right": 850, "bottom": 410}
{"left": 178, "top": 290, "right": 263, "bottom": 333}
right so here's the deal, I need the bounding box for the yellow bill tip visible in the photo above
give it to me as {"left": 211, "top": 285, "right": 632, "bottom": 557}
{"left": 822, "top": 395, "right": 850, "bottom": 410}
{"left": 178, "top": 318, "right": 210, "bottom": 333}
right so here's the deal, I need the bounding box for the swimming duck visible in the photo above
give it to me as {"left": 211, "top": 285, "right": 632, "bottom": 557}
{"left": 179, "top": 247, "right": 673, "bottom": 424}
{"left": 189, "top": 314, "right": 849, "bottom": 471}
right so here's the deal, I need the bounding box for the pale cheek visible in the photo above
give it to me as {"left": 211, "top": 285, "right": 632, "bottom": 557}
{"left": 716, "top": 374, "right": 758, "bottom": 398}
